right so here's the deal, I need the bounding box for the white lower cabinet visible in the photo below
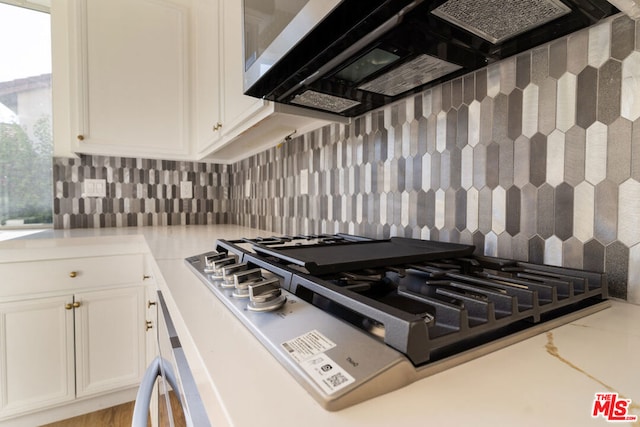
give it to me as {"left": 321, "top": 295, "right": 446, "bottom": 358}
{"left": 0, "top": 286, "right": 148, "bottom": 421}
{"left": 0, "top": 241, "right": 155, "bottom": 425}
{"left": 0, "top": 296, "right": 75, "bottom": 416}
{"left": 74, "top": 287, "right": 147, "bottom": 398}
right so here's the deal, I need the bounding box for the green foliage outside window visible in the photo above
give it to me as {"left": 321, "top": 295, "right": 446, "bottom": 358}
{"left": 0, "top": 117, "right": 53, "bottom": 226}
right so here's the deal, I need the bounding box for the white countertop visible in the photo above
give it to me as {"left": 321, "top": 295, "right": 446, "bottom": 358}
{"left": 10, "top": 225, "right": 640, "bottom": 426}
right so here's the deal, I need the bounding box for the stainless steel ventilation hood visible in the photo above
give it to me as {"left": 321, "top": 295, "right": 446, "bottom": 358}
{"left": 243, "top": 0, "right": 620, "bottom": 117}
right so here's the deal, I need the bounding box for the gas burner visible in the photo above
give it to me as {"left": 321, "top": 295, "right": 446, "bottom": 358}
{"left": 186, "top": 233, "right": 609, "bottom": 411}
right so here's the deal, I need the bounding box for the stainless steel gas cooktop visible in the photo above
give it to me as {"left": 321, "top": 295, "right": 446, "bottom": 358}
{"left": 185, "top": 234, "right": 609, "bottom": 410}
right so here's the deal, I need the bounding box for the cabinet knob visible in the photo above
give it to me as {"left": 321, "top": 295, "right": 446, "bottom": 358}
{"left": 143, "top": 275, "right": 151, "bottom": 280}
{"left": 69, "top": 271, "right": 78, "bottom": 278}
{"left": 213, "top": 122, "right": 222, "bottom": 131}
{"left": 148, "top": 300, "right": 156, "bottom": 308}
{"left": 73, "top": 301, "right": 81, "bottom": 308}
{"left": 65, "top": 303, "right": 73, "bottom": 310}
{"left": 77, "top": 135, "right": 85, "bottom": 141}
{"left": 146, "top": 320, "right": 153, "bottom": 331}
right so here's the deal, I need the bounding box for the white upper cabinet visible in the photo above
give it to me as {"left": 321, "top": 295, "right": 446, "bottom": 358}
{"left": 192, "top": 0, "right": 222, "bottom": 156}
{"left": 193, "top": 0, "right": 305, "bottom": 162}
{"left": 69, "top": 0, "right": 192, "bottom": 160}
{"left": 198, "top": 0, "right": 342, "bottom": 163}
{"left": 52, "top": 0, "right": 341, "bottom": 163}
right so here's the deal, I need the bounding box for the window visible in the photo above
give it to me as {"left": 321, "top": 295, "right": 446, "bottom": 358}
{"left": 0, "top": 0, "right": 52, "bottom": 228}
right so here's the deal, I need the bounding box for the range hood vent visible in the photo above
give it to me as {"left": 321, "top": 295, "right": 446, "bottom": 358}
{"left": 291, "top": 90, "right": 362, "bottom": 113}
{"left": 243, "top": 0, "right": 620, "bottom": 117}
{"left": 432, "top": 0, "right": 572, "bottom": 44}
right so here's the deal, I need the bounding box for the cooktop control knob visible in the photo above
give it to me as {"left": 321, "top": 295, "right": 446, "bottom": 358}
{"left": 247, "top": 278, "right": 286, "bottom": 312}
{"left": 203, "top": 252, "right": 228, "bottom": 273}
{"left": 232, "top": 268, "right": 264, "bottom": 298}
{"left": 219, "top": 262, "right": 248, "bottom": 288}
{"left": 209, "top": 256, "right": 238, "bottom": 278}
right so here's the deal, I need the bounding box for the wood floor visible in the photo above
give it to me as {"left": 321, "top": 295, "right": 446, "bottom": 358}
{"left": 40, "top": 391, "right": 185, "bottom": 427}
{"left": 40, "top": 401, "right": 142, "bottom": 427}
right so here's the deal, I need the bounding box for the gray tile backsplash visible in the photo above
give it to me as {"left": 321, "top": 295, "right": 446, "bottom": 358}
{"left": 53, "top": 155, "right": 229, "bottom": 228}
{"left": 53, "top": 14, "right": 640, "bottom": 303}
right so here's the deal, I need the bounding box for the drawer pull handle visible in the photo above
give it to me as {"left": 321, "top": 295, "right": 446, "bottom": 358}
{"left": 146, "top": 320, "right": 153, "bottom": 331}
{"left": 143, "top": 275, "right": 151, "bottom": 280}
{"left": 69, "top": 271, "right": 78, "bottom": 278}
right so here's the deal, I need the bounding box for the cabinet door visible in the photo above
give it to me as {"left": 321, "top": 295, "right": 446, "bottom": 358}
{"left": 73, "top": 0, "right": 191, "bottom": 160}
{"left": 0, "top": 296, "right": 75, "bottom": 418}
{"left": 193, "top": 0, "right": 223, "bottom": 155}
{"left": 145, "top": 284, "right": 158, "bottom": 366}
{"left": 74, "top": 287, "right": 146, "bottom": 398}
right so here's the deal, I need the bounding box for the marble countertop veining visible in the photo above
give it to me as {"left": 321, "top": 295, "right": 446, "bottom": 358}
{"left": 5, "top": 224, "right": 640, "bottom": 426}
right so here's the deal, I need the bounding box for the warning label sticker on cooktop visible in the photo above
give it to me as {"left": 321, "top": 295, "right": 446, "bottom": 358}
{"left": 282, "top": 330, "right": 354, "bottom": 395}
{"left": 281, "top": 330, "right": 336, "bottom": 363}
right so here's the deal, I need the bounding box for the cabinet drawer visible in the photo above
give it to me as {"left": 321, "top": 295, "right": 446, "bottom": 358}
{"left": 0, "top": 254, "right": 144, "bottom": 297}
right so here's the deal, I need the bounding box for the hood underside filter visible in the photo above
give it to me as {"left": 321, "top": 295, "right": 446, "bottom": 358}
{"left": 291, "top": 90, "right": 362, "bottom": 113}
{"left": 432, "top": 0, "right": 572, "bottom": 44}
{"left": 358, "top": 54, "right": 463, "bottom": 97}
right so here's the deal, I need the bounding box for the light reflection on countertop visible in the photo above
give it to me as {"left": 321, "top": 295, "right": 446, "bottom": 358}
{"left": 0, "top": 228, "right": 48, "bottom": 241}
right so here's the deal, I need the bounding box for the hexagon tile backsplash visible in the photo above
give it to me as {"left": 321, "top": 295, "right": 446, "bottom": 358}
{"left": 54, "top": 14, "right": 640, "bottom": 303}
{"left": 53, "top": 156, "right": 230, "bottom": 228}
{"left": 228, "top": 14, "right": 640, "bottom": 303}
